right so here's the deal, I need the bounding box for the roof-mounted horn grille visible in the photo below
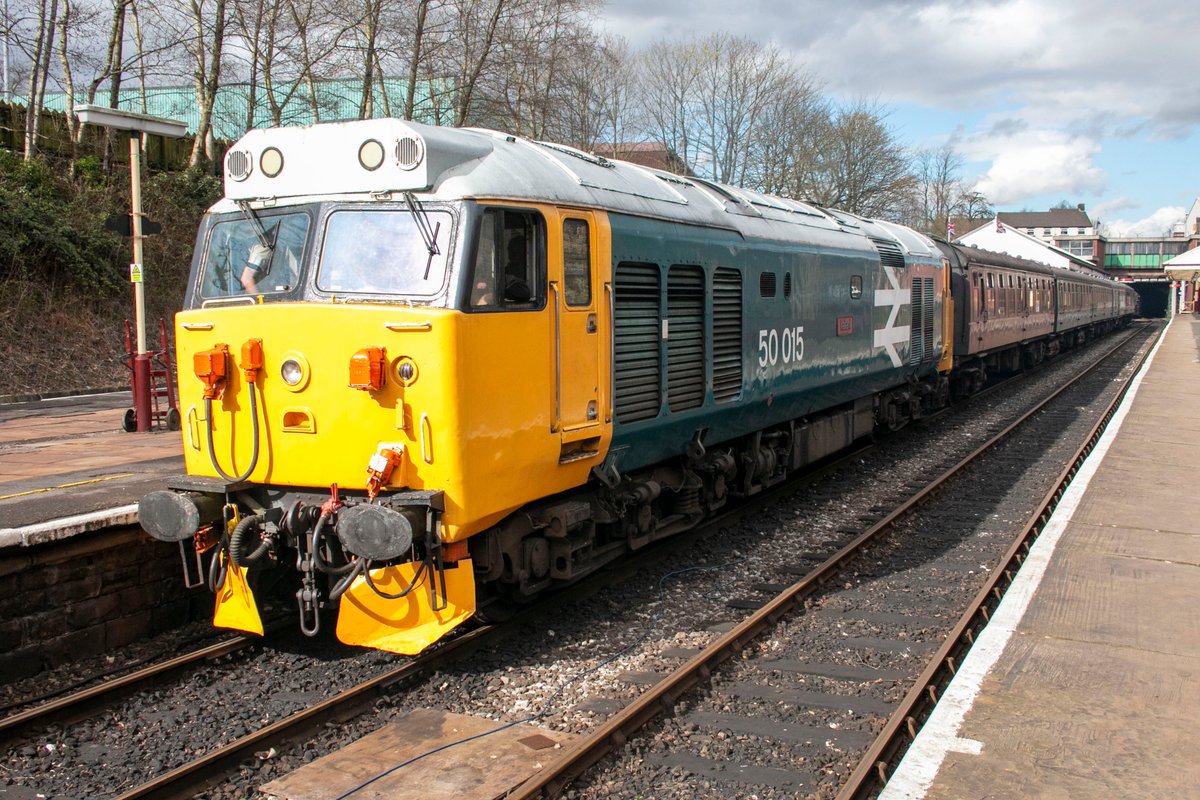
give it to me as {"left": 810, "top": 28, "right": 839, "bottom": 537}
{"left": 226, "top": 150, "right": 252, "bottom": 181}
{"left": 395, "top": 136, "right": 423, "bottom": 170}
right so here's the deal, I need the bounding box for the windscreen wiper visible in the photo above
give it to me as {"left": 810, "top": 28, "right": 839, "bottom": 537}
{"left": 237, "top": 200, "right": 273, "bottom": 249}
{"left": 403, "top": 191, "right": 441, "bottom": 279}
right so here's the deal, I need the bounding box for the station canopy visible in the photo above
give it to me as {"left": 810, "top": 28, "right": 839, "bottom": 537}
{"left": 1162, "top": 247, "right": 1200, "bottom": 281}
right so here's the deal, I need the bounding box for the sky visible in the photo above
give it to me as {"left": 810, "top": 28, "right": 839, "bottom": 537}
{"left": 596, "top": 0, "right": 1200, "bottom": 237}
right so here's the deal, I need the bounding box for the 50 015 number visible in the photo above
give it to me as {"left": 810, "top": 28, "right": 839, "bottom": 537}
{"left": 757, "top": 326, "right": 805, "bottom": 368}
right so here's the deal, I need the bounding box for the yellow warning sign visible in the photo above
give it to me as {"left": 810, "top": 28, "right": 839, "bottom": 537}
{"left": 129, "top": 262, "right": 143, "bottom": 283}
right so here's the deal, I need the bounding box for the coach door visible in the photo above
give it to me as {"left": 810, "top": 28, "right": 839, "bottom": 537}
{"left": 551, "top": 210, "right": 606, "bottom": 463}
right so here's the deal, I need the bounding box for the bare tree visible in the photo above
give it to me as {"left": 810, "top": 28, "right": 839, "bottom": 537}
{"left": 748, "top": 67, "right": 826, "bottom": 197}
{"left": 693, "top": 34, "right": 789, "bottom": 185}
{"left": 23, "top": 0, "right": 59, "bottom": 158}
{"left": 956, "top": 190, "right": 993, "bottom": 220}
{"left": 183, "top": 0, "right": 227, "bottom": 165}
{"left": 355, "top": 0, "right": 380, "bottom": 117}
{"left": 402, "top": 0, "right": 430, "bottom": 120}
{"left": 636, "top": 37, "right": 701, "bottom": 174}
{"left": 230, "top": 0, "right": 343, "bottom": 129}
{"left": 55, "top": 0, "right": 77, "bottom": 150}
{"left": 444, "top": 0, "right": 508, "bottom": 127}
{"left": 912, "top": 143, "right": 963, "bottom": 235}
{"left": 479, "top": 0, "right": 605, "bottom": 140}
{"left": 804, "top": 99, "right": 915, "bottom": 218}
{"left": 563, "top": 33, "right": 638, "bottom": 153}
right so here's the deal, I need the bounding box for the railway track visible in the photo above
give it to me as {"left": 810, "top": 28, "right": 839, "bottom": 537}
{"left": 1, "top": 324, "right": 1155, "bottom": 799}
{"left": 505, "top": 322, "right": 1159, "bottom": 799}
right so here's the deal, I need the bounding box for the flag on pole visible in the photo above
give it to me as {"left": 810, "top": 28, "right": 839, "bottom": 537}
{"left": 947, "top": 220, "right": 955, "bottom": 238}
{"left": 995, "top": 215, "right": 1005, "bottom": 234}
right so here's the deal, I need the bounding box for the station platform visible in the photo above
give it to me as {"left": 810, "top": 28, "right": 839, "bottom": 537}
{"left": 0, "top": 391, "right": 183, "bottom": 546}
{"left": 880, "top": 316, "right": 1200, "bottom": 799}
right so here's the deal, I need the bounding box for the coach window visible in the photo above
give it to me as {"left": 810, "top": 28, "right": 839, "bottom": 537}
{"left": 562, "top": 218, "right": 591, "bottom": 306}
{"left": 468, "top": 207, "right": 544, "bottom": 311}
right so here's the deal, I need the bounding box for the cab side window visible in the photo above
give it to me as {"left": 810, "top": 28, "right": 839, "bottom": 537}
{"left": 563, "top": 218, "right": 592, "bottom": 306}
{"left": 468, "top": 208, "right": 544, "bottom": 311}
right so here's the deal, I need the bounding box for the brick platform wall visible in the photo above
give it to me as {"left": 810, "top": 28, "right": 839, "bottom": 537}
{"left": 0, "top": 528, "right": 207, "bottom": 682}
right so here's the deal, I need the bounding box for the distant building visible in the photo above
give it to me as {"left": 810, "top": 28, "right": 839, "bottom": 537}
{"left": 958, "top": 219, "right": 1105, "bottom": 276}
{"left": 30, "top": 78, "right": 444, "bottom": 142}
{"left": 1183, "top": 198, "right": 1200, "bottom": 238}
{"left": 962, "top": 200, "right": 1200, "bottom": 317}
{"left": 1100, "top": 237, "right": 1192, "bottom": 281}
{"left": 998, "top": 205, "right": 1096, "bottom": 240}
{"left": 593, "top": 142, "right": 691, "bottom": 175}
{"left": 997, "top": 205, "right": 1099, "bottom": 266}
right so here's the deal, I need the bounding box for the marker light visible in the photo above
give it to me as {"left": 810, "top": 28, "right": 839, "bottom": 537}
{"left": 395, "top": 357, "right": 418, "bottom": 386}
{"left": 241, "top": 338, "right": 264, "bottom": 384}
{"left": 358, "top": 139, "right": 385, "bottom": 171}
{"left": 349, "top": 347, "right": 387, "bottom": 391}
{"left": 194, "top": 344, "right": 230, "bottom": 400}
{"left": 260, "top": 147, "right": 284, "bottom": 178}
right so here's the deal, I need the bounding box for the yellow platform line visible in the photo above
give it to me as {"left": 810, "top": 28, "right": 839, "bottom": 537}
{"left": 0, "top": 473, "right": 135, "bottom": 501}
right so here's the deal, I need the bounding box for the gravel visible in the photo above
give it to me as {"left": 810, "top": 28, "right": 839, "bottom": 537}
{"left": 0, "top": 327, "right": 1155, "bottom": 800}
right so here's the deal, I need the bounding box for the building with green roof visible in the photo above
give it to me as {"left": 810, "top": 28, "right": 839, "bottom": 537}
{"left": 33, "top": 77, "right": 444, "bottom": 141}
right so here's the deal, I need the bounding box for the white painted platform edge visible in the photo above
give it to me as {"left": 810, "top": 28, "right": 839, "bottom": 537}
{"left": 0, "top": 504, "right": 140, "bottom": 549}
{"left": 878, "top": 320, "right": 1172, "bottom": 800}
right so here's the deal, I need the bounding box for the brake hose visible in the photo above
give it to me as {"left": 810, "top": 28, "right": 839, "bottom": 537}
{"left": 204, "top": 382, "right": 261, "bottom": 483}
{"left": 229, "top": 513, "right": 271, "bottom": 567}
{"left": 310, "top": 511, "right": 358, "bottom": 576}
{"left": 363, "top": 557, "right": 428, "bottom": 600}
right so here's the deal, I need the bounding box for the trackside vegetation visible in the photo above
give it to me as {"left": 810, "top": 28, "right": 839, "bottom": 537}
{"left": 0, "top": 150, "right": 220, "bottom": 396}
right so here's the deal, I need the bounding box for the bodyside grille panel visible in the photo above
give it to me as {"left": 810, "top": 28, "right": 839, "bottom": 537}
{"left": 712, "top": 268, "right": 743, "bottom": 402}
{"left": 614, "top": 263, "right": 662, "bottom": 423}
{"left": 909, "top": 276, "right": 936, "bottom": 364}
{"left": 668, "top": 265, "right": 705, "bottom": 411}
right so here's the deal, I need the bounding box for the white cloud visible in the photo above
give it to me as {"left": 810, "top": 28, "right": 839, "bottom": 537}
{"left": 599, "top": 0, "right": 1200, "bottom": 139}
{"left": 595, "top": 0, "right": 1200, "bottom": 223}
{"left": 1091, "top": 196, "right": 1139, "bottom": 223}
{"left": 1103, "top": 206, "right": 1186, "bottom": 238}
{"left": 964, "top": 128, "right": 1107, "bottom": 206}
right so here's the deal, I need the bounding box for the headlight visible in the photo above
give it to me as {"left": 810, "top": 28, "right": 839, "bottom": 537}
{"left": 260, "top": 147, "right": 284, "bottom": 178}
{"left": 279, "top": 351, "right": 311, "bottom": 391}
{"left": 358, "top": 139, "right": 385, "bottom": 171}
{"left": 281, "top": 359, "right": 303, "bottom": 385}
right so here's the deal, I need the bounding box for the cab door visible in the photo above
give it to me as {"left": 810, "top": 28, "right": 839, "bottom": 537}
{"left": 550, "top": 210, "right": 606, "bottom": 462}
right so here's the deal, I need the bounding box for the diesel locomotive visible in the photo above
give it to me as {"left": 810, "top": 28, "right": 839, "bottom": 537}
{"left": 138, "top": 119, "right": 1137, "bottom": 654}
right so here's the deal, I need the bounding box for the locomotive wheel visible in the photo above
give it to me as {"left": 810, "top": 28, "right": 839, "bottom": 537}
{"left": 166, "top": 408, "right": 182, "bottom": 431}
{"left": 122, "top": 408, "right": 137, "bottom": 432}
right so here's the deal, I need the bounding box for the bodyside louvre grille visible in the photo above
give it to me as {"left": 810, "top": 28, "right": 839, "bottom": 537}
{"left": 712, "top": 267, "right": 743, "bottom": 402}
{"left": 870, "top": 236, "right": 906, "bottom": 272}
{"left": 614, "top": 263, "right": 662, "bottom": 423}
{"left": 667, "top": 265, "right": 705, "bottom": 412}
{"left": 909, "top": 277, "right": 925, "bottom": 365}
{"left": 909, "top": 276, "right": 936, "bottom": 364}
{"left": 923, "top": 277, "right": 935, "bottom": 361}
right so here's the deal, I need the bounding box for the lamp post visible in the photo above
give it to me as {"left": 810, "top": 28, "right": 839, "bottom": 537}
{"left": 74, "top": 105, "right": 187, "bottom": 432}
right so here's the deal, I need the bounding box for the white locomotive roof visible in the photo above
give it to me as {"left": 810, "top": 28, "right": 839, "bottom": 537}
{"left": 219, "top": 118, "right": 938, "bottom": 260}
